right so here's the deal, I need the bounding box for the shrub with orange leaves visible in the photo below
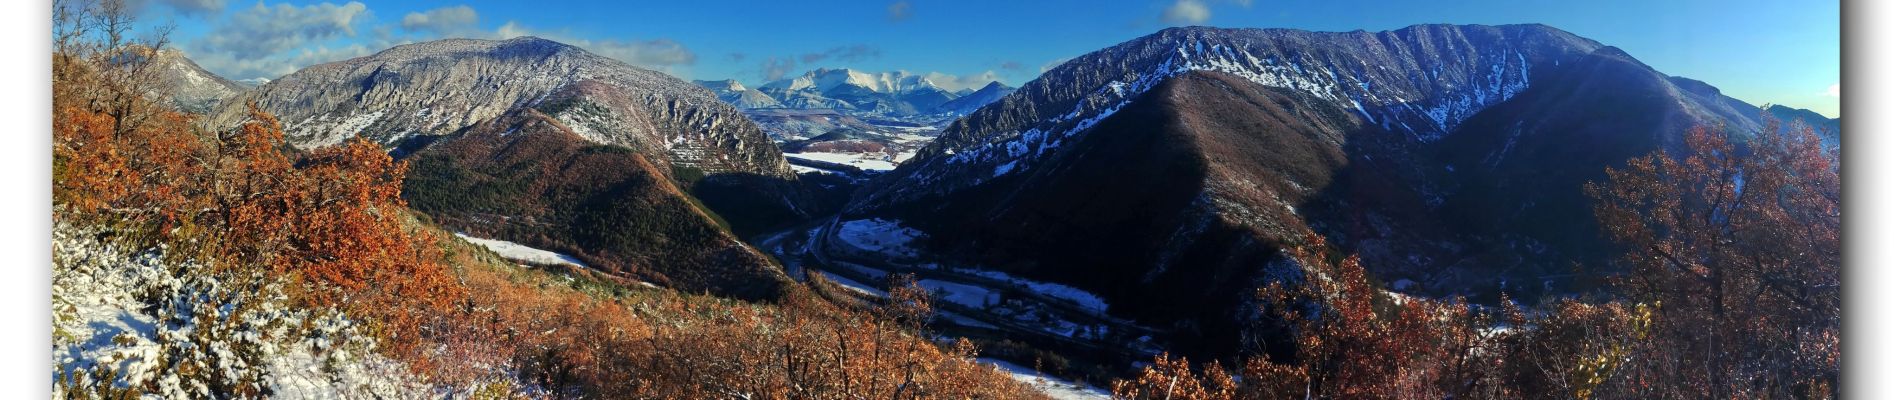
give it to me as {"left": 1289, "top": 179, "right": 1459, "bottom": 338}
{"left": 1585, "top": 119, "right": 1839, "bottom": 398}
{"left": 1116, "top": 235, "right": 1517, "bottom": 400}
{"left": 53, "top": 105, "right": 208, "bottom": 237}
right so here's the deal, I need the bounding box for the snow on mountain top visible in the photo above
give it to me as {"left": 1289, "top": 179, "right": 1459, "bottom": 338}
{"left": 882, "top": 23, "right": 1604, "bottom": 198}
{"left": 761, "top": 68, "right": 944, "bottom": 94}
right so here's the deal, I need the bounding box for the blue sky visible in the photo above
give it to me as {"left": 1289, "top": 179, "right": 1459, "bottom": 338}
{"left": 134, "top": 0, "right": 1839, "bottom": 116}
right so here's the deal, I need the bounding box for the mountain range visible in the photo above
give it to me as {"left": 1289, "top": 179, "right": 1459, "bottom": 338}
{"left": 833, "top": 23, "right": 1839, "bottom": 358}
{"left": 159, "top": 23, "right": 1839, "bottom": 363}
{"left": 698, "top": 68, "right": 1018, "bottom": 122}
{"left": 201, "top": 36, "right": 809, "bottom": 299}
{"left": 684, "top": 69, "right": 1020, "bottom": 181}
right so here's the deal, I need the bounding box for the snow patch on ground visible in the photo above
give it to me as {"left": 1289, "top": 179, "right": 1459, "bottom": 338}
{"left": 53, "top": 224, "right": 427, "bottom": 398}
{"left": 786, "top": 152, "right": 899, "bottom": 171}
{"left": 949, "top": 268, "right": 1110, "bottom": 314}
{"left": 835, "top": 219, "right": 925, "bottom": 257}
{"left": 992, "top": 160, "right": 1020, "bottom": 177}
{"left": 918, "top": 279, "right": 998, "bottom": 309}
{"left": 789, "top": 164, "right": 840, "bottom": 175}
{"left": 976, "top": 358, "right": 1112, "bottom": 400}
{"left": 821, "top": 271, "right": 887, "bottom": 297}
{"left": 456, "top": 233, "right": 588, "bottom": 267}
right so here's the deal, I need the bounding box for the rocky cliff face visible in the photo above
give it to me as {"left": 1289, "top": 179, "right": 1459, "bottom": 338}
{"left": 209, "top": 36, "right": 791, "bottom": 179}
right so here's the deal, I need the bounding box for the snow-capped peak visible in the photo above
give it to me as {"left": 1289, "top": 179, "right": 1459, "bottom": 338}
{"left": 761, "top": 68, "right": 944, "bottom": 94}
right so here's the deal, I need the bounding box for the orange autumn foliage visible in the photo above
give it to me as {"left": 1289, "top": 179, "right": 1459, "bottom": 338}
{"left": 55, "top": 100, "right": 463, "bottom": 362}
{"left": 407, "top": 250, "right": 1045, "bottom": 398}
{"left": 206, "top": 105, "right": 462, "bottom": 359}
{"left": 1585, "top": 119, "right": 1840, "bottom": 397}
{"left": 1113, "top": 234, "right": 1496, "bottom": 400}
{"left": 53, "top": 105, "right": 207, "bottom": 234}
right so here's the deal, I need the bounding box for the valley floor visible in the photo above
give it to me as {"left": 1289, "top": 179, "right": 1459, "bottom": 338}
{"left": 755, "top": 215, "right": 1168, "bottom": 389}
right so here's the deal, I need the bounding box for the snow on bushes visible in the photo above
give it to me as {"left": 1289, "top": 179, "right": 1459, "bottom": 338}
{"left": 52, "top": 224, "right": 427, "bottom": 399}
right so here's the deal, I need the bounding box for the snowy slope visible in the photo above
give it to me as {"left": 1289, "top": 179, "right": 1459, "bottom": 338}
{"left": 976, "top": 358, "right": 1112, "bottom": 400}
{"left": 209, "top": 36, "right": 792, "bottom": 178}
{"left": 759, "top": 68, "right": 943, "bottom": 94}
{"left": 53, "top": 224, "right": 426, "bottom": 398}
{"left": 934, "top": 81, "right": 1017, "bottom": 115}
{"left": 456, "top": 233, "right": 588, "bottom": 267}
{"left": 786, "top": 152, "right": 901, "bottom": 171}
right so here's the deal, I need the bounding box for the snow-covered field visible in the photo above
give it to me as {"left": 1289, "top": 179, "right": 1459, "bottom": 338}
{"left": 789, "top": 163, "right": 840, "bottom": 175}
{"left": 456, "top": 233, "right": 588, "bottom": 267}
{"left": 786, "top": 152, "right": 900, "bottom": 171}
{"left": 918, "top": 279, "right": 998, "bottom": 309}
{"left": 834, "top": 218, "right": 925, "bottom": 257}
{"left": 948, "top": 267, "right": 1110, "bottom": 314}
{"left": 976, "top": 358, "right": 1111, "bottom": 400}
{"left": 818, "top": 218, "right": 1122, "bottom": 340}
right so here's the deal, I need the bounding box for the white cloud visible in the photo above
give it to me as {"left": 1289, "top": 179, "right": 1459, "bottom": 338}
{"left": 1826, "top": 83, "right": 1839, "bottom": 98}
{"left": 1161, "top": 0, "right": 1211, "bottom": 25}
{"left": 1039, "top": 57, "right": 1073, "bottom": 73}
{"left": 759, "top": 56, "right": 797, "bottom": 82}
{"left": 187, "top": 41, "right": 389, "bottom": 80}
{"left": 888, "top": 1, "right": 913, "bottom": 22}
{"left": 195, "top": 1, "right": 369, "bottom": 59}
{"left": 493, "top": 21, "right": 698, "bottom": 76}
{"left": 924, "top": 71, "right": 1006, "bottom": 92}
{"left": 495, "top": 21, "right": 534, "bottom": 40}
{"left": 587, "top": 39, "right": 698, "bottom": 69}
{"left": 158, "top": 0, "right": 226, "bottom": 16}
{"left": 184, "top": 2, "right": 696, "bottom": 80}
{"left": 401, "top": 5, "right": 479, "bottom": 36}
{"left": 799, "top": 45, "right": 882, "bottom": 64}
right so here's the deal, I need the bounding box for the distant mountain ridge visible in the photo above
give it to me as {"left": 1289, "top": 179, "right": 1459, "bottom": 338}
{"left": 695, "top": 69, "right": 1020, "bottom": 178}
{"left": 856, "top": 24, "right": 1611, "bottom": 211}
{"left": 759, "top": 68, "right": 944, "bottom": 94}
{"left": 208, "top": 36, "right": 791, "bottom": 179}
{"left": 932, "top": 81, "right": 1017, "bottom": 115}
{"left": 146, "top": 48, "right": 246, "bottom": 114}
{"left": 695, "top": 79, "right": 784, "bottom": 109}
{"left": 754, "top": 68, "right": 959, "bottom": 118}
{"left": 204, "top": 36, "right": 807, "bottom": 299}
